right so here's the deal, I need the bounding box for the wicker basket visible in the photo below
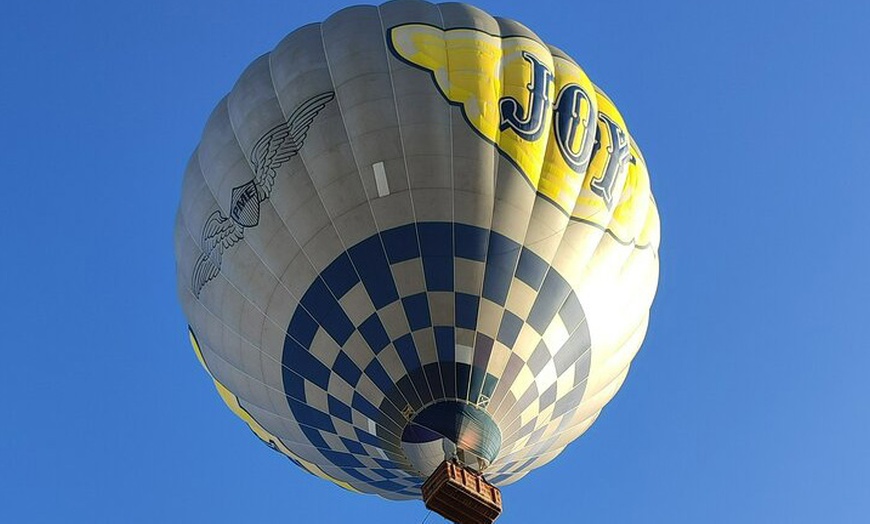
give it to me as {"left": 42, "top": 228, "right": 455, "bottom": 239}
{"left": 421, "top": 460, "right": 503, "bottom": 524}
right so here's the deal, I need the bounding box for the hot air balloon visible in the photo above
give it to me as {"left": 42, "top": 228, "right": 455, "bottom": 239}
{"left": 174, "top": 1, "right": 660, "bottom": 522}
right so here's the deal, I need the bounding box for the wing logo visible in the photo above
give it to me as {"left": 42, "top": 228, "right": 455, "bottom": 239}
{"left": 191, "top": 92, "right": 335, "bottom": 297}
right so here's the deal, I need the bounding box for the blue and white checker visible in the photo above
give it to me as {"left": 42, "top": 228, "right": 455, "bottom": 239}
{"left": 176, "top": 0, "right": 660, "bottom": 502}
{"left": 266, "top": 221, "right": 592, "bottom": 496}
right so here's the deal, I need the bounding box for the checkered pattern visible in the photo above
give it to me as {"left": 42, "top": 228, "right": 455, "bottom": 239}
{"left": 273, "top": 221, "right": 591, "bottom": 497}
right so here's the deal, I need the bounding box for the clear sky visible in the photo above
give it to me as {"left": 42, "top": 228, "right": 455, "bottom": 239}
{"left": 1, "top": 1, "right": 868, "bottom": 522}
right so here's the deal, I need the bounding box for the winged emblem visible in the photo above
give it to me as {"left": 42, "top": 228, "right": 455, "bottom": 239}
{"left": 191, "top": 91, "right": 335, "bottom": 297}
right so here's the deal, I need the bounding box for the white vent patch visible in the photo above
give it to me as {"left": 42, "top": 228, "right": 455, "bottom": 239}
{"left": 373, "top": 161, "right": 390, "bottom": 197}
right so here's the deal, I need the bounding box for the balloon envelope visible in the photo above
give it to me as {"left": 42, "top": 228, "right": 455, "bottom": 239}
{"left": 175, "top": 0, "right": 660, "bottom": 500}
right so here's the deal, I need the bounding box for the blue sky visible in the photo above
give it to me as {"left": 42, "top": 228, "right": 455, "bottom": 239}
{"left": 2, "top": 1, "right": 868, "bottom": 522}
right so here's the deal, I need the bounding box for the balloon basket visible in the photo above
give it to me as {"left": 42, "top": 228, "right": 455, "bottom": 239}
{"left": 421, "top": 459, "right": 502, "bottom": 524}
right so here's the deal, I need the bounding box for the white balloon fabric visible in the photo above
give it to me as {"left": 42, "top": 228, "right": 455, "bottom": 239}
{"left": 175, "top": 0, "right": 660, "bottom": 500}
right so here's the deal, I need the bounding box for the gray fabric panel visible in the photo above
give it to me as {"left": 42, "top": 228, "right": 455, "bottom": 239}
{"left": 173, "top": 0, "right": 661, "bottom": 499}
{"left": 271, "top": 24, "right": 356, "bottom": 270}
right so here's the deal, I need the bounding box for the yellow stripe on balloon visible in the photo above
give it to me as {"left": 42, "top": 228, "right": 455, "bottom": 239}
{"left": 538, "top": 55, "right": 597, "bottom": 213}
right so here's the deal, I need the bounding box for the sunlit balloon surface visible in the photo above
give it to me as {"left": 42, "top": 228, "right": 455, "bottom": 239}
{"left": 174, "top": 0, "right": 660, "bottom": 500}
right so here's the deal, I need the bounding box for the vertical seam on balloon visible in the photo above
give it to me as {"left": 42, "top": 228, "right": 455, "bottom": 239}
{"left": 194, "top": 95, "right": 317, "bottom": 333}
{"left": 485, "top": 97, "right": 618, "bottom": 427}
{"left": 319, "top": 12, "right": 430, "bottom": 414}
{"left": 259, "top": 36, "right": 365, "bottom": 425}
{"left": 608, "top": 216, "right": 653, "bottom": 292}
{"left": 492, "top": 333, "right": 591, "bottom": 432}
{"left": 190, "top": 328, "right": 317, "bottom": 469}
{"left": 544, "top": 87, "right": 609, "bottom": 278}
{"left": 494, "top": 315, "right": 646, "bottom": 452}
{"left": 494, "top": 358, "right": 634, "bottom": 469}
{"left": 260, "top": 30, "right": 413, "bottom": 428}
{"left": 487, "top": 293, "right": 593, "bottom": 429}
{"left": 200, "top": 335, "right": 373, "bottom": 489}
{"left": 187, "top": 115, "right": 335, "bottom": 386}
{"left": 560, "top": 97, "right": 658, "bottom": 251}
{"left": 178, "top": 195, "right": 416, "bottom": 463}
{"left": 178, "top": 210, "right": 410, "bottom": 445}
{"left": 447, "top": 8, "right": 484, "bottom": 406}
{"left": 480, "top": 21, "right": 558, "bottom": 410}
{"left": 262, "top": 35, "right": 369, "bottom": 317}
{"left": 566, "top": 88, "right": 633, "bottom": 259}
{"left": 263, "top": 22, "right": 426, "bottom": 426}
{"left": 486, "top": 95, "right": 640, "bottom": 426}
{"left": 255, "top": 48, "right": 365, "bottom": 430}
{"left": 433, "top": 4, "right": 459, "bottom": 406}
{"left": 199, "top": 75, "right": 362, "bottom": 428}
{"left": 490, "top": 300, "right": 648, "bottom": 453}
{"left": 476, "top": 22, "right": 523, "bottom": 417}
{"left": 440, "top": 5, "right": 495, "bottom": 406}
{"left": 432, "top": 3, "right": 464, "bottom": 410}
{"left": 377, "top": 3, "right": 441, "bottom": 407}
{"left": 220, "top": 68, "right": 287, "bottom": 423}
{"left": 473, "top": 15, "right": 509, "bottom": 406}
{"left": 179, "top": 195, "right": 389, "bottom": 433}
{"left": 510, "top": 321, "right": 648, "bottom": 450}
{"left": 190, "top": 320, "right": 409, "bottom": 461}
{"left": 197, "top": 328, "right": 407, "bottom": 456}
{"left": 616, "top": 138, "right": 653, "bottom": 253}
{"left": 516, "top": 183, "right": 647, "bottom": 428}
{"left": 490, "top": 307, "right": 592, "bottom": 428}
{"left": 516, "top": 52, "right": 580, "bottom": 265}
{"left": 180, "top": 277, "right": 408, "bottom": 448}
